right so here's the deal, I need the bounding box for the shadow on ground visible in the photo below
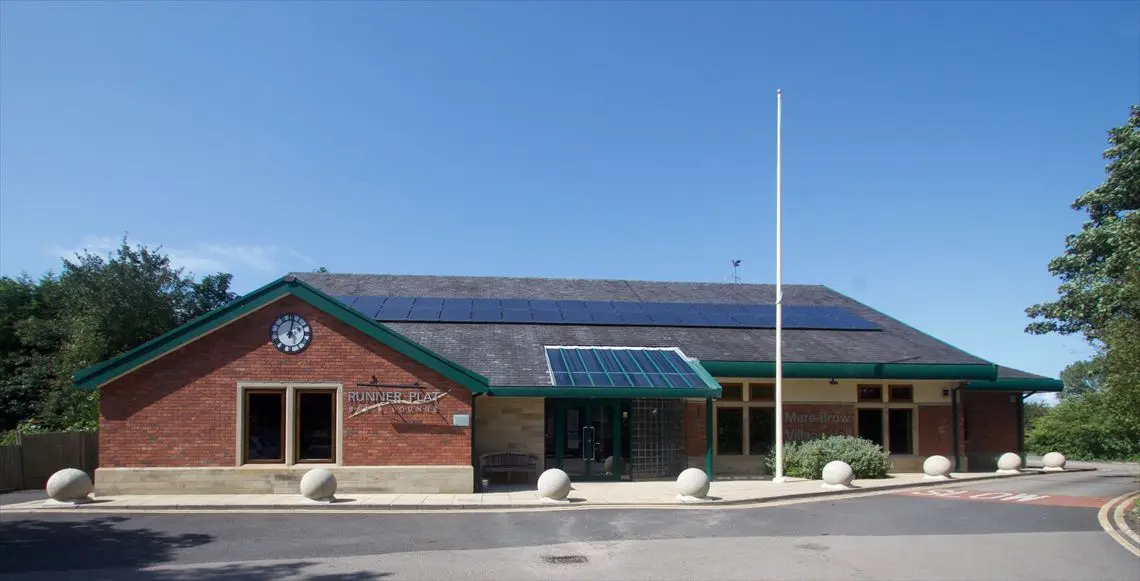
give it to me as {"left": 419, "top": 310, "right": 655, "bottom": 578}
{"left": 0, "top": 516, "right": 389, "bottom": 579}
{"left": 0, "top": 516, "right": 212, "bottom": 573}
{"left": 78, "top": 563, "right": 390, "bottom": 580}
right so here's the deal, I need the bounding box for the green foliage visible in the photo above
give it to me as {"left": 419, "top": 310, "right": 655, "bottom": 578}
{"left": 1026, "top": 105, "right": 1140, "bottom": 340}
{"left": 0, "top": 236, "right": 237, "bottom": 432}
{"left": 766, "top": 435, "right": 891, "bottom": 480}
{"left": 1026, "top": 390, "right": 1140, "bottom": 460}
{"left": 1025, "top": 105, "right": 1140, "bottom": 462}
{"left": 1059, "top": 358, "right": 1104, "bottom": 401}
{"left": 1023, "top": 400, "right": 1050, "bottom": 430}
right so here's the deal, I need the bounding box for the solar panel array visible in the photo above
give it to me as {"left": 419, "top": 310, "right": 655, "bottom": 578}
{"left": 332, "top": 295, "right": 879, "bottom": 331}
{"left": 545, "top": 347, "right": 715, "bottom": 388}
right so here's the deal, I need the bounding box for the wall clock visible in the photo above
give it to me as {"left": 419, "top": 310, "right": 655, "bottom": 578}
{"left": 270, "top": 313, "right": 312, "bottom": 354}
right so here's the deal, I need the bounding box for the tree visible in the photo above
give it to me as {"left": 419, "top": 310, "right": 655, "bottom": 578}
{"left": 1026, "top": 106, "right": 1140, "bottom": 340}
{"left": 1024, "top": 105, "right": 1140, "bottom": 461}
{"left": 0, "top": 237, "right": 237, "bottom": 432}
{"left": 1058, "top": 358, "right": 1104, "bottom": 401}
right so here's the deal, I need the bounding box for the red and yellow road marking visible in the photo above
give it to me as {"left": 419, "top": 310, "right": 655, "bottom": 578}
{"left": 898, "top": 488, "right": 1109, "bottom": 508}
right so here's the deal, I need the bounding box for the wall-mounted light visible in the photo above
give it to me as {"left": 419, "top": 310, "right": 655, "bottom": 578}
{"left": 828, "top": 378, "right": 838, "bottom": 385}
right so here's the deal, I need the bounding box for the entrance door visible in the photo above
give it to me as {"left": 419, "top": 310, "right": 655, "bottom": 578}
{"left": 553, "top": 399, "right": 623, "bottom": 480}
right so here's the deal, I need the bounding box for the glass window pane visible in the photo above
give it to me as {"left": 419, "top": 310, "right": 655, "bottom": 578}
{"left": 889, "top": 385, "right": 913, "bottom": 402}
{"left": 297, "top": 392, "right": 334, "bottom": 462}
{"left": 580, "top": 350, "right": 604, "bottom": 373}
{"left": 246, "top": 392, "right": 283, "bottom": 462}
{"left": 749, "top": 407, "right": 776, "bottom": 455}
{"left": 749, "top": 384, "right": 774, "bottom": 401}
{"left": 716, "top": 408, "right": 744, "bottom": 455}
{"left": 563, "top": 350, "right": 587, "bottom": 373}
{"left": 888, "top": 409, "right": 914, "bottom": 454}
{"left": 858, "top": 385, "right": 883, "bottom": 402}
{"left": 858, "top": 409, "right": 884, "bottom": 447}
{"left": 720, "top": 383, "right": 743, "bottom": 401}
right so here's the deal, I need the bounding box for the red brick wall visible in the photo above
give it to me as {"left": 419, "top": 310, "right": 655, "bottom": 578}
{"left": 99, "top": 295, "right": 471, "bottom": 468}
{"left": 917, "top": 405, "right": 964, "bottom": 457}
{"left": 963, "top": 391, "right": 1018, "bottom": 455}
{"left": 783, "top": 404, "right": 856, "bottom": 441}
{"left": 683, "top": 401, "right": 706, "bottom": 456}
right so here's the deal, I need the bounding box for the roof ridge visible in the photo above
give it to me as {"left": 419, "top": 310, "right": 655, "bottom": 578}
{"left": 293, "top": 272, "right": 829, "bottom": 288}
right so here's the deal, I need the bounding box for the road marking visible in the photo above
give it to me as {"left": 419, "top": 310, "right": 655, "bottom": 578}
{"left": 1098, "top": 491, "right": 1140, "bottom": 557}
{"left": 900, "top": 488, "right": 1109, "bottom": 508}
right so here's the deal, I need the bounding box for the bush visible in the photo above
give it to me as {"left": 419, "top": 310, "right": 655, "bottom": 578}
{"left": 765, "top": 435, "right": 891, "bottom": 479}
{"left": 1026, "top": 391, "right": 1140, "bottom": 460}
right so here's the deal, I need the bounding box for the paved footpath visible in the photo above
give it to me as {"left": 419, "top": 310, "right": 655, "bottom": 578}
{"left": 0, "top": 471, "right": 1061, "bottom": 512}
{"left": 1, "top": 464, "right": 1137, "bottom": 581}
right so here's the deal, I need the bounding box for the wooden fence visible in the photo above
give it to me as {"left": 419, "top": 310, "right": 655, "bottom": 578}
{"left": 0, "top": 431, "right": 98, "bottom": 492}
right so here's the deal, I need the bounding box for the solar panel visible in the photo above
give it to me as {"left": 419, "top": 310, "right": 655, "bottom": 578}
{"left": 545, "top": 347, "right": 715, "bottom": 389}
{"left": 407, "top": 308, "right": 441, "bottom": 322}
{"left": 342, "top": 295, "right": 879, "bottom": 330}
{"left": 351, "top": 296, "right": 385, "bottom": 318}
{"left": 332, "top": 295, "right": 357, "bottom": 306}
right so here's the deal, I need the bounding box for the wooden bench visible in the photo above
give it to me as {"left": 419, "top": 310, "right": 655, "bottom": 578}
{"left": 479, "top": 452, "right": 539, "bottom": 487}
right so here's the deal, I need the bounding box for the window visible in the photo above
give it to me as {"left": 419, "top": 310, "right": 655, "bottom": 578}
{"left": 716, "top": 408, "right": 744, "bottom": 455}
{"left": 749, "top": 383, "right": 775, "bottom": 401}
{"left": 245, "top": 391, "right": 285, "bottom": 463}
{"left": 241, "top": 384, "right": 340, "bottom": 465}
{"left": 888, "top": 409, "right": 914, "bottom": 454}
{"left": 720, "top": 383, "right": 743, "bottom": 402}
{"left": 889, "top": 385, "right": 913, "bottom": 402}
{"left": 748, "top": 407, "right": 776, "bottom": 455}
{"left": 296, "top": 391, "right": 335, "bottom": 462}
{"left": 858, "top": 408, "right": 884, "bottom": 447}
{"left": 858, "top": 385, "right": 883, "bottom": 402}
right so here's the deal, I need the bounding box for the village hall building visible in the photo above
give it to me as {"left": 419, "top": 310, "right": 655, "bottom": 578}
{"left": 75, "top": 273, "right": 1062, "bottom": 495}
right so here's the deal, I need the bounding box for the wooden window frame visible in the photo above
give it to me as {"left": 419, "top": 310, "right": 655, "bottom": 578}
{"left": 857, "top": 384, "right": 884, "bottom": 402}
{"left": 719, "top": 382, "right": 744, "bottom": 402}
{"left": 888, "top": 384, "right": 914, "bottom": 403}
{"left": 244, "top": 389, "right": 286, "bottom": 464}
{"left": 294, "top": 389, "right": 337, "bottom": 464}
{"left": 749, "top": 383, "right": 775, "bottom": 402}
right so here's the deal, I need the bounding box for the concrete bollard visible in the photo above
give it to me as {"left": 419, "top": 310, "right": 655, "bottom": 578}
{"left": 1042, "top": 452, "right": 1067, "bottom": 472}
{"left": 299, "top": 468, "right": 338, "bottom": 502}
{"left": 996, "top": 452, "right": 1022, "bottom": 474}
{"left": 676, "top": 467, "right": 711, "bottom": 502}
{"left": 923, "top": 455, "right": 953, "bottom": 480}
{"left": 45, "top": 468, "right": 94, "bottom": 505}
{"left": 821, "top": 460, "right": 855, "bottom": 490}
{"left": 537, "top": 468, "right": 572, "bottom": 503}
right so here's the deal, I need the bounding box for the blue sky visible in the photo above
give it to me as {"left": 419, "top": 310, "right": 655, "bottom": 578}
{"left": 2, "top": 2, "right": 1137, "bottom": 386}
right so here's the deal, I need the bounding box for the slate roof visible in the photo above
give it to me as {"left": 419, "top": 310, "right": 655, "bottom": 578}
{"left": 294, "top": 273, "right": 1011, "bottom": 387}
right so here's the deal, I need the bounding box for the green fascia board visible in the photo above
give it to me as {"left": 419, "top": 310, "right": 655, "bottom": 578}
{"left": 489, "top": 386, "right": 722, "bottom": 399}
{"left": 699, "top": 361, "right": 999, "bottom": 381}
{"left": 72, "top": 276, "right": 490, "bottom": 392}
{"left": 965, "top": 378, "right": 1063, "bottom": 392}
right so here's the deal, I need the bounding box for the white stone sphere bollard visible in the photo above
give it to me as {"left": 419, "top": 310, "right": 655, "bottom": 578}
{"left": 821, "top": 460, "right": 855, "bottom": 490}
{"left": 923, "top": 455, "right": 953, "bottom": 480}
{"left": 537, "top": 468, "right": 572, "bottom": 502}
{"left": 996, "top": 452, "right": 1023, "bottom": 474}
{"left": 1043, "top": 452, "right": 1067, "bottom": 472}
{"left": 675, "top": 467, "right": 711, "bottom": 502}
{"left": 299, "top": 468, "right": 338, "bottom": 501}
{"left": 45, "top": 468, "right": 94, "bottom": 504}
{"left": 603, "top": 456, "right": 614, "bottom": 474}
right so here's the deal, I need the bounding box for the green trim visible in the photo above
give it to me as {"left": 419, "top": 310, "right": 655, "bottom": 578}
{"left": 72, "top": 276, "right": 490, "bottom": 392}
{"left": 699, "top": 361, "right": 998, "bottom": 381}
{"left": 965, "top": 378, "right": 1063, "bottom": 392}
{"left": 490, "top": 386, "right": 721, "bottom": 398}
{"left": 705, "top": 397, "right": 714, "bottom": 480}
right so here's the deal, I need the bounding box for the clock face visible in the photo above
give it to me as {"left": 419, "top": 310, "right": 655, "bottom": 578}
{"left": 270, "top": 314, "right": 312, "bottom": 354}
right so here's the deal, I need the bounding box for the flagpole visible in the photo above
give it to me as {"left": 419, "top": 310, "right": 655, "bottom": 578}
{"left": 773, "top": 88, "right": 786, "bottom": 483}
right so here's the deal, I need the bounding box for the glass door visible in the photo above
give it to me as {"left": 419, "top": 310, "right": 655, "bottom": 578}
{"left": 553, "top": 399, "right": 623, "bottom": 480}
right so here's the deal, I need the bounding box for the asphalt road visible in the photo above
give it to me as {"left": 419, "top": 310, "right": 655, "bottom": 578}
{"left": 1, "top": 465, "right": 1137, "bottom": 581}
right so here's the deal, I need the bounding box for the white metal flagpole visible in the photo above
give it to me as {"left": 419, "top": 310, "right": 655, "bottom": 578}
{"left": 773, "top": 88, "right": 786, "bottom": 483}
